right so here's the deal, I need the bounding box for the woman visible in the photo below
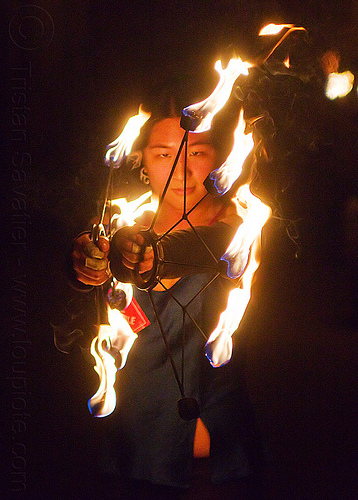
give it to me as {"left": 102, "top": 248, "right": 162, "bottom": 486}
{"left": 72, "top": 93, "right": 260, "bottom": 492}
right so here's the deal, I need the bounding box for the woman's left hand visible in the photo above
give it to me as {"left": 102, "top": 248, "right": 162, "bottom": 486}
{"left": 111, "top": 225, "right": 154, "bottom": 274}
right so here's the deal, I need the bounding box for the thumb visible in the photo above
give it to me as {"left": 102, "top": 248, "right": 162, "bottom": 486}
{"left": 97, "top": 236, "right": 110, "bottom": 253}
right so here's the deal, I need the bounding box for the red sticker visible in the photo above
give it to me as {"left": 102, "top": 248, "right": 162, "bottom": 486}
{"left": 121, "top": 297, "right": 150, "bottom": 333}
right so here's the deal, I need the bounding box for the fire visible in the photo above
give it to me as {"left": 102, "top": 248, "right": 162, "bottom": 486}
{"left": 204, "top": 115, "right": 271, "bottom": 366}
{"left": 206, "top": 184, "right": 271, "bottom": 367}
{"left": 259, "top": 23, "right": 294, "bottom": 36}
{"left": 208, "top": 109, "right": 254, "bottom": 194}
{"left": 257, "top": 24, "right": 306, "bottom": 65}
{"left": 88, "top": 304, "right": 137, "bottom": 417}
{"left": 320, "top": 50, "right": 354, "bottom": 100}
{"left": 183, "top": 73, "right": 271, "bottom": 368}
{"left": 89, "top": 23, "right": 310, "bottom": 410}
{"left": 325, "top": 71, "right": 354, "bottom": 100}
{"left": 182, "top": 58, "right": 252, "bottom": 132}
{"left": 181, "top": 63, "right": 271, "bottom": 368}
{"left": 89, "top": 193, "right": 158, "bottom": 417}
{"left": 89, "top": 109, "right": 156, "bottom": 417}
{"left": 105, "top": 105, "right": 151, "bottom": 166}
{"left": 110, "top": 191, "right": 158, "bottom": 230}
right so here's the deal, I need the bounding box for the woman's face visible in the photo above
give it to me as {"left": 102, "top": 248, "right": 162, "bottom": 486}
{"left": 143, "top": 117, "right": 217, "bottom": 213}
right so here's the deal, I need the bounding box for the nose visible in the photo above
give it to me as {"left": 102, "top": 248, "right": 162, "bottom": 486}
{"left": 173, "top": 152, "right": 191, "bottom": 182}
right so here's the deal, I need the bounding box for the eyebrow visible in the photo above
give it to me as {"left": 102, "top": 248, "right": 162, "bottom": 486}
{"left": 189, "top": 139, "right": 213, "bottom": 146}
{"left": 148, "top": 140, "right": 213, "bottom": 150}
{"left": 148, "top": 144, "right": 173, "bottom": 149}
{"left": 149, "top": 141, "right": 213, "bottom": 149}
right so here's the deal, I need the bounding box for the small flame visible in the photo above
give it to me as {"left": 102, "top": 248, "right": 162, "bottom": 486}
{"left": 259, "top": 23, "right": 293, "bottom": 36}
{"left": 223, "top": 184, "right": 271, "bottom": 279}
{"left": 88, "top": 304, "right": 137, "bottom": 417}
{"left": 208, "top": 109, "right": 254, "bottom": 194}
{"left": 284, "top": 56, "right": 290, "bottom": 68}
{"left": 325, "top": 71, "right": 354, "bottom": 100}
{"left": 105, "top": 105, "right": 151, "bottom": 166}
{"left": 110, "top": 191, "right": 158, "bottom": 230}
{"left": 257, "top": 24, "right": 306, "bottom": 65}
{"left": 183, "top": 58, "right": 252, "bottom": 132}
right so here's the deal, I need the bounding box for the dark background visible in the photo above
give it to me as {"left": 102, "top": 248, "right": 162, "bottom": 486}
{"left": 5, "top": 1, "right": 358, "bottom": 498}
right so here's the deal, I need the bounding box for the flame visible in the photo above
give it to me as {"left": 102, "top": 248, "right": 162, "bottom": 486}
{"left": 110, "top": 191, "right": 158, "bottom": 230}
{"left": 182, "top": 58, "right": 252, "bottom": 132}
{"left": 206, "top": 184, "right": 271, "bottom": 367}
{"left": 257, "top": 24, "right": 306, "bottom": 65}
{"left": 208, "top": 109, "right": 254, "bottom": 194}
{"left": 204, "top": 110, "right": 271, "bottom": 367}
{"left": 325, "top": 71, "right": 354, "bottom": 100}
{"left": 259, "top": 23, "right": 294, "bottom": 36}
{"left": 105, "top": 105, "right": 151, "bottom": 166}
{"left": 284, "top": 56, "right": 290, "bottom": 68}
{"left": 223, "top": 184, "right": 271, "bottom": 279}
{"left": 89, "top": 193, "right": 158, "bottom": 417}
{"left": 88, "top": 304, "right": 137, "bottom": 417}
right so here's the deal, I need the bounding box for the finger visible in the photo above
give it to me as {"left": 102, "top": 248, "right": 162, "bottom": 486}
{"left": 121, "top": 258, "right": 153, "bottom": 274}
{"left": 97, "top": 236, "right": 110, "bottom": 253}
{"left": 73, "top": 237, "right": 109, "bottom": 260}
{"left": 132, "top": 233, "right": 145, "bottom": 245}
{"left": 84, "top": 257, "right": 108, "bottom": 271}
{"left": 74, "top": 265, "right": 109, "bottom": 285}
{"left": 76, "top": 270, "right": 109, "bottom": 286}
{"left": 84, "top": 241, "right": 105, "bottom": 259}
{"left": 121, "top": 245, "right": 153, "bottom": 263}
{"left": 72, "top": 234, "right": 91, "bottom": 258}
{"left": 72, "top": 247, "right": 84, "bottom": 260}
{"left": 141, "top": 248, "right": 154, "bottom": 261}
{"left": 76, "top": 233, "right": 92, "bottom": 245}
{"left": 121, "top": 250, "right": 141, "bottom": 265}
{"left": 121, "top": 239, "right": 142, "bottom": 254}
{"left": 121, "top": 256, "right": 136, "bottom": 270}
{"left": 121, "top": 254, "right": 154, "bottom": 273}
{"left": 138, "top": 260, "right": 155, "bottom": 273}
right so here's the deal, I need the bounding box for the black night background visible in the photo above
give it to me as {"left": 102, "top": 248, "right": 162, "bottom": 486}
{"left": 4, "top": 1, "right": 358, "bottom": 498}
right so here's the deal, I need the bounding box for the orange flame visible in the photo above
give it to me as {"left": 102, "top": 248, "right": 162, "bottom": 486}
{"left": 259, "top": 23, "right": 294, "bottom": 36}
{"left": 88, "top": 304, "right": 137, "bottom": 417}
{"left": 183, "top": 58, "right": 252, "bottom": 132}
{"left": 105, "top": 105, "right": 151, "bottom": 165}
{"left": 257, "top": 24, "right": 306, "bottom": 65}
{"left": 110, "top": 191, "right": 158, "bottom": 230}
{"left": 204, "top": 114, "right": 271, "bottom": 367}
{"left": 89, "top": 195, "right": 158, "bottom": 417}
{"left": 206, "top": 184, "right": 271, "bottom": 367}
{"left": 208, "top": 109, "right": 253, "bottom": 194}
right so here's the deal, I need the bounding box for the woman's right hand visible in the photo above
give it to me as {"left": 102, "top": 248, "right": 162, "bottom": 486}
{"left": 110, "top": 225, "right": 154, "bottom": 274}
{"left": 72, "top": 233, "right": 110, "bottom": 286}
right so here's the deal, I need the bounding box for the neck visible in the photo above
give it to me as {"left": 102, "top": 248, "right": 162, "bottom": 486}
{"left": 153, "top": 197, "right": 226, "bottom": 234}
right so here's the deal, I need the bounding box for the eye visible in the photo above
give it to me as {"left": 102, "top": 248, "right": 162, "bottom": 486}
{"left": 152, "top": 153, "right": 171, "bottom": 160}
{"left": 189, "top": 150, "right": 204, "bottom": 157}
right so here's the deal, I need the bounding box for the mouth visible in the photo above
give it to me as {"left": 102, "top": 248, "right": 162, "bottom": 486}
{"left": 172, "top": 187, "right": 195, "bottom": 196}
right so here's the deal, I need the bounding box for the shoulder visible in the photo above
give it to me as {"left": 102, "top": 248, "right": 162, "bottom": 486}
{"left": 215, "top": 200, "right": 242, "bottom": 229}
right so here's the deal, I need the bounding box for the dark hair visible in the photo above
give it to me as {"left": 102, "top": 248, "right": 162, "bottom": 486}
{"left": 112, "top": 74, "right": 241, "bottom": 199}
{"left": 131, "top": 74, "right": 240, "bottom": 162}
